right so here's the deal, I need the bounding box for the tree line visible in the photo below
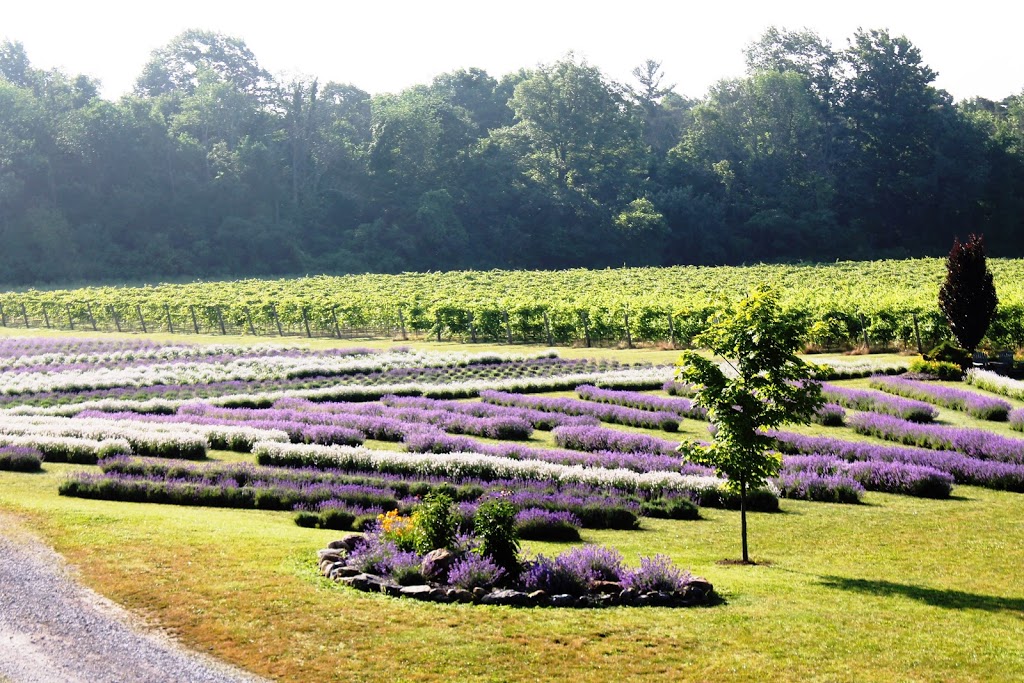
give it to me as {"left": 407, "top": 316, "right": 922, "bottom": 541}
{"left": 1, "top": 27, "right": 1022, "bottom": 285}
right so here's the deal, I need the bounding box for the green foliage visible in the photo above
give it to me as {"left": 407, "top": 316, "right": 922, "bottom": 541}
{"left": 908, "top": 358, "right": 964, "bottom": 380}
{"left": 924, "top": 340, "right": 971, "bottom": 368}
{"left": 412, "top": 492, "right": 457, "bottom": 554}
{"left": 677, "top": 285, "right": 823, "bottom": 561}
{"left": 473, "top": 498, "right": 521, "bottom": 575}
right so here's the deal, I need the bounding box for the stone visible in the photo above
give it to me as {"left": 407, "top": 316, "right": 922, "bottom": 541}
{"left": 618, "top": 588, "right": 639, "bottom": 606}
{"left": 472, "top": 587, "right": 487, "bottom": 599}
{"left": 329, "top": 565, "right": 361, "bottom": 580}
{"left": 340, "top": 573, "right": 388, "bottom": 592}
{"left": 317, "top": 550, "right": 344, "bottom": 564}
{"left": 328, "top": 535, "right": 363, "bottom": 552}
{"left": 589, "top": 580, "right": 622, "bottom": 594}
{"left": 420, "top": 549, "right": 459, "bottom": 583}
{"left": 429, "top": 587, "right": 450, "bottom": 603}
{"left": 527, "top": 590, "right": 549, "bottom": 606}
{"left": 480, "top": 589, "right": 533, "bottom": 607}
{"left": 549, "top": 594, "right": 576, "bottom": 608}
{"left": 400, "top": 585, "right": 436, "bottom": 601}
{"left": 686, "top": 578, "right": 714, "bottom": 596}
{"left": 380, "top": 583, "right": 404, "bottom": 597}
{"left": 447, "top": 588, "right": 475, "bottom": 604}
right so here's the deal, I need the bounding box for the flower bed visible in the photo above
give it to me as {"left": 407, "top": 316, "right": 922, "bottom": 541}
{"left": 868, "top": 376, "right": 1012, "bottom": 421}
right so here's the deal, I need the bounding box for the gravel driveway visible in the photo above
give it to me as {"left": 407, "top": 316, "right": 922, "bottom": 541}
{"left": 0, "top": 514, "right": 270, "bottom": 683}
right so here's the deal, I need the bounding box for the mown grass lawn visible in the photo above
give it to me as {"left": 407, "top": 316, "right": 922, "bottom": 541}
{"left": 2, "top": 458, "right": 1022, "bottom": 682}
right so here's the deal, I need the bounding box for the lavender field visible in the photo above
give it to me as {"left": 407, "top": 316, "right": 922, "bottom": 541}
{"left": 1, "top": 333, "right": 1022, "bottom": 681}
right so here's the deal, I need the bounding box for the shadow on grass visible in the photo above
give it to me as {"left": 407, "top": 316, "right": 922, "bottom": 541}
{"left": 819, "top": 575, "right": 1024, "bottom": 614}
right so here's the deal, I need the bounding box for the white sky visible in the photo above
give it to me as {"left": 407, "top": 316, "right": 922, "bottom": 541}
{"left": 4, "top": 0, "right": 1022, "bottom": 102}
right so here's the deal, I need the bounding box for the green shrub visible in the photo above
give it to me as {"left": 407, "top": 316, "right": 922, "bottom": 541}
{"left": 924, "top": 341, "right": 971, "bottom": 369}
{"left": 413, "top": 492, "right": 457, "bottom": 554}
{"left": 474, "top": 499, "right": 520, "bottom": 575}
{"left": 908, "top": 358, "right": 964, "bottom": 380}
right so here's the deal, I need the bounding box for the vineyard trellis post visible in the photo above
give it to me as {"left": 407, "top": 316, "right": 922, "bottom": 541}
{"left": 624, "top": 311, "right": 633, "bottom": 349}
{"left": 136, "top": 305, "right": 146, "bottom": 333}
{"left": 301, "top": 308, "right": 311, "bottom": 338}
{"left": 580, "top": 311, "right": 592, "bottom": 348}
{"left": 109, "top": 305, "right": 121, "bottom": 333}
{"left": 216, "top": 307, "right": 227, "bottom": 335}
{"left": 165, "top": 305, "right": 174, "bottom": 334}
{"left": 912, "top": 313, "right": 923, "bottom": 354}
{"left": 859, "top": 314, "right": 869, "bottom": 350}
{"left": 668, "top": 312, "right": 676, "bottom": 347}
{"left": 468, "top": 311, "right": 477, "bottom": 343}
{"left": 543, "top": 311, "right": 553, "bottom": 346}
{"left": 66, "top": 304, "right": 75, "bottom": 330}
{"left": 42, "top": 306, "right": 50, "bottom": 329}
{"left": 503, "top": 311, "right": 512, "bottom": 345}
{"left": 330, "top": 308, "right": 341, "bottom": 339}
{"left": 20, "top": 303, "right": 28, "bottom": 328}
{"left": 270, "top": 306, "right": 283, "bottom": 336}
{"left": 0, "top": 303, "right": 6, "bottom": 327}
{"left": 87, "top": 303, "right": 97, "bottom": 331}
{"left": 190, "top": 306, "right": 200, "bottom": 334}
{"left": 398, "top": 309, "right": 408, "bottom": 340}
{"left": 245, "top": 308, "right": 256, "bottom": 336}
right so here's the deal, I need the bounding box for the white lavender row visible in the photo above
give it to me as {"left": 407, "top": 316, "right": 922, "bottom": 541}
{"left": 0, "top": 415, "right": 215, "bottom": 459}
{"left": 252, "top": 441, "right": 726, "bottom": 497}
{"left": 0, "top": 434, "right": 131, "bottom": 464}
{"left": 868, "top": 375, "right": 1012, "bottom": 421}
{"left": 964, "top": 369, "right": 1024, "bottom": 401}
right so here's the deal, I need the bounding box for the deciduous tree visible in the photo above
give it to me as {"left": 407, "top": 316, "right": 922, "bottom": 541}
{"left": 676, "top": 285, "right": 823, "bottom": 563}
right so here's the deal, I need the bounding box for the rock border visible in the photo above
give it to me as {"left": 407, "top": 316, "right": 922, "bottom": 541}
{"left": 317, "top": 537, "right": 717, "bottom": 608}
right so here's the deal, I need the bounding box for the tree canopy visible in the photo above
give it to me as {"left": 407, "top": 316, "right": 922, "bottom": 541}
{"left": 1, "top": 28, "right": 1023, "bottom": 285}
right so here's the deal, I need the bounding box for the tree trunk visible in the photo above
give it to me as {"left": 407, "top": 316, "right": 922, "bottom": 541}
{"left": 740, "top": 476, "right": 749, "bottom": 563}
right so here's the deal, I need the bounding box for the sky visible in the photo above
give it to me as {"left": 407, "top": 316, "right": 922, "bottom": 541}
{"left": 4, "top": 1, "right": 1022, "bottom": 102}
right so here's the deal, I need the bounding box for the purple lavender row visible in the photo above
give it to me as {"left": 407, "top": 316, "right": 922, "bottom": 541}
{"left": 575, "top": 385, "right": 708, "bottom": 419}
{"left": 0, "top": 337, "right": 167, "bottom": 358}
{"left": 868, "top": 376, "right": 1012, "bottom": 421}
{"left": 551, "top": 424, "right": 679, "bottom": 455}
{"left": 75, "top": 409, "right": 364, "bottom": 449}
{"left": 379, "top": 394, "right": 600, "bottom": 430}
{"left": 0, "top": 356, "right": 629, "bottom": 408}
{"left": 402, "top": 426, "right": 714, "bottom": 476}
{"left": 848, "top": 412, "right": 1024, "bottom": 464}
{"left": 819, "top": 382, "right": 938, "bottom": 423}
{"left": 1011, "top": 409, "right": 1024, "bottom": 432}
{"left": 782, "top": 454, "right": 953, "bottom": 498}
{"left": 0, "top": 345, "right": 378, "bottom": 375}
{"left": 70, "top": 459, "right": 646, "bottom": 529}
{"left": 186, "top": 400, "right": 534, "bottom": 441}
{"left": 772, "top": 430, "right": 1024, "bottom": 492}
{"left": 480, "top": 390, "right": 682, "bottom": 431}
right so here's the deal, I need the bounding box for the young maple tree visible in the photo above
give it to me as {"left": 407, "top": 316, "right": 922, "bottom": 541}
{"left": 938, "top": 234, "right": 998, "bottom": 354}
{"left": 676, "top": 285, "right": 823, "bottom": 564}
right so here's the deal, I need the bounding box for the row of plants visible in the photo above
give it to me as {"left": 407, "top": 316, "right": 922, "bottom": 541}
{"left": 772, "top": 431, "right": 1024, "bottom": 492}
{"left": 6, "top": 259, "right": 1024, "bottom": 348}
{"left": 867, "top": 376, "right": 1012, "bottom": 421}
{"left": 848, "top": 412, "right": 1024, "bottom": 463}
